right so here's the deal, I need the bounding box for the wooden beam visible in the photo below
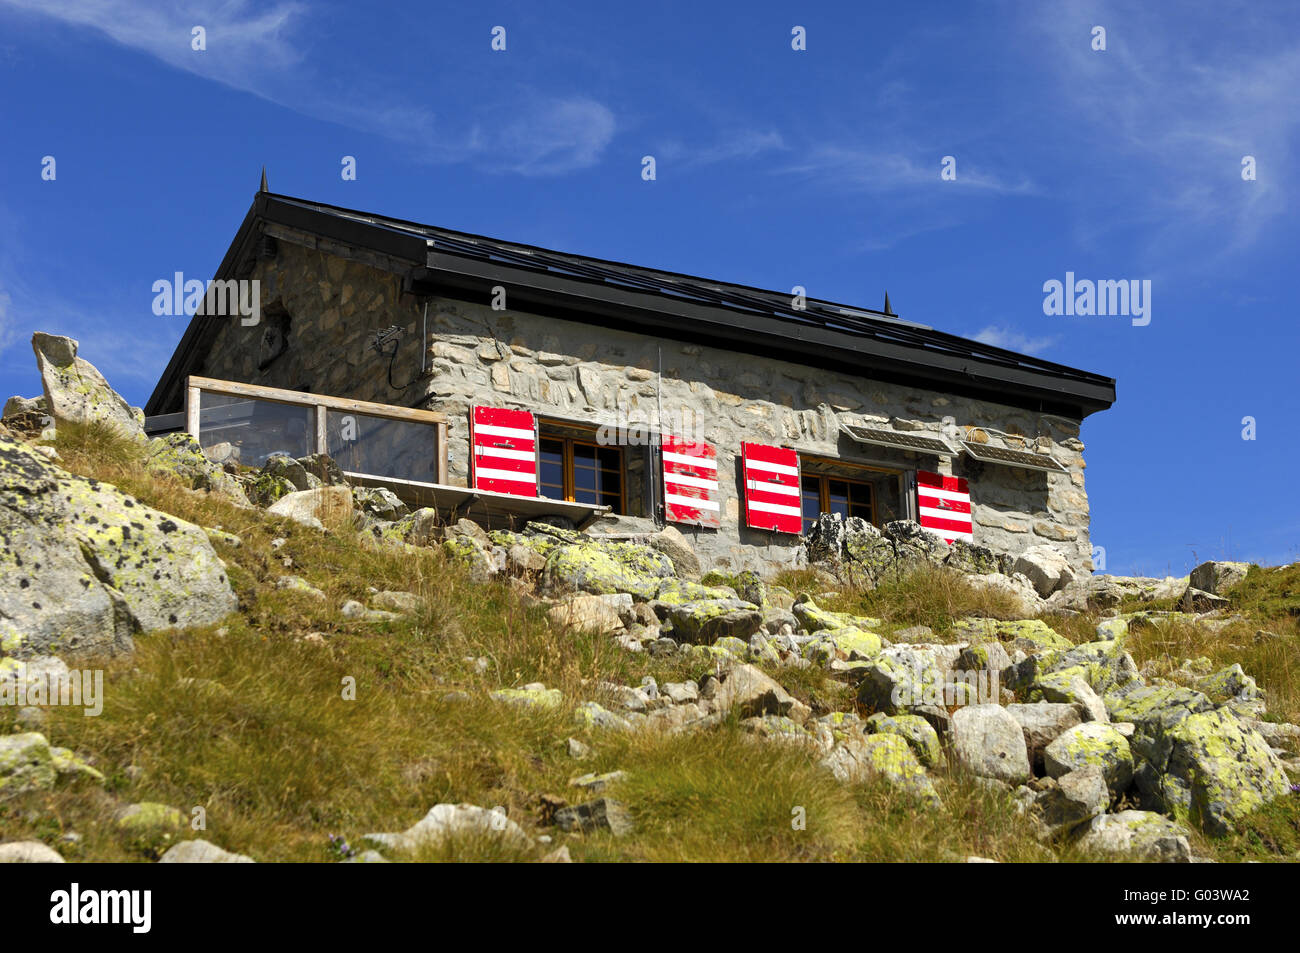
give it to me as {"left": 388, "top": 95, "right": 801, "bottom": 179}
{"left": 185, "top": 385, "right": 201, "bottom": 437}
{"left": 186, "top": 375, "right": 447, "bottom": 424}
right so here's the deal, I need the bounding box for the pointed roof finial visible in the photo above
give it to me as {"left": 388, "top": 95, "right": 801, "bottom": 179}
{"left": 883, "top": 292, "right": 893, "bottom": 315}
{"left": 259, "top": 167, "right": 269, "bottom": 193}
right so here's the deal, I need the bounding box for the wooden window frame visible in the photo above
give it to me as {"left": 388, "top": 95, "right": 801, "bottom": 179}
{"left": 539, "top": 430, "right": 627, "bottom": 514}
{"left": 800, "top": 471, "right": 877, "bottom": 532}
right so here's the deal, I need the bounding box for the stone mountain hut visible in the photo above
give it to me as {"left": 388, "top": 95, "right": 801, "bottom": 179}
{"left": 145, "top": 185, "right": 1117, "bottom": 577}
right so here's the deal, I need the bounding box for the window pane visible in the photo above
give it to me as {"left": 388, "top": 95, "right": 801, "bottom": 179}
{"left": 326, "top": 410, "right": 438, "bottom": 483}
{"left": 597, "top": 467, "right": 621, "bottom": 504}
{"left": 574, "top": 464, "right": 597, "bottom": 492}
{"left": 801, "top": 478, "right": 823, "bottom": 534}
{"left": 197, "top": 392, "right": 313, "bottom": 467}
{"left": 848, "top": 481, "right": 873, "bottom": 522}
{"left": 540, "top": 439, "right": 564, "bottom": 465}
{"left": 597, "top": 445, "right": 622, "bottom": 471}
{"left": 572, "top": 443, "right": 597, "bottom": 466}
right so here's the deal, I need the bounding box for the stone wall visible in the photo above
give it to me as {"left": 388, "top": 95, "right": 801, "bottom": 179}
{"left": 194, "top": 234, "right": 1095, "bottom": 576}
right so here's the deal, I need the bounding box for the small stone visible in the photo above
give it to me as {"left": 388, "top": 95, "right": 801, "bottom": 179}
{"left": 158, "top": 839, "right": 255, "bottom": 863}
{"left": 553, "top": 798, "right": 634, "bottom": 836}
{"left": 0, "top": 840, "right": 64, "bottom": 863}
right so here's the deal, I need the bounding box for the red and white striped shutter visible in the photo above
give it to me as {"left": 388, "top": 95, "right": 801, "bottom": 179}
{"left": 471, "top": 406, "right": 538, "bottom": 497}
{"left": 741, "top": 442, "right": 802, "bottom": 534}
{"left": 917, "top": 470, "right": 973, "bottom": 543}
{"left": 662, "top": 436, "right": 720, "bottom": 528}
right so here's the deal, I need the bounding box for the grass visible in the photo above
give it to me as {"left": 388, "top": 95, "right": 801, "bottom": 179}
{"left": 775, "top": 563, "right": 1026, "bottom": 636}
{"left": 0, "top": 424, "right": 1296, "bottom": 862}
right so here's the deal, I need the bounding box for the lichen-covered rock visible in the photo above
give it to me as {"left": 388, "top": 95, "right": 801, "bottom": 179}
{"left": 856, "top": 645, "right": 971, "bottom": 713}
{"left": 1028, "top": 672, "right": 1109, "bottom": 723}
{"left": 1194, "top": 664, "right": 1259, "bottom": 704}
{"left": 1044, "top": 722, "right": 1134, "bottom": 795}
{"left": 1095, "top": 617, "right": 1128, "bottom": 641}
{"left": 0, "top": 732, "right": 57, "bottom": 794}
{"left": 1105, "top": 684, "right": 1214, "bottom": 732}
{"left": 1075, "top": 810, "right": 1192, "bottom": 862}
{"left": 956, "top": 640, "right": 1012, "bottom": 674}
{"left": 664, "top": 599, "right": 763, "bottom": 644}
{"left": 951, "top": 704, "right": 1032, "bottom": 784}
{"left": 353, "top": 486, "right": 408, "bottom": 522}
{"left": 1151, "top": 709, "right": 1291, "bottom": 835}
{"left": 802, "top": 513, "right": 863, "bottom": 564}
{"left": 883, "top": 520, "right": 950, "bottom": 569}
{"left": 441, "top": 536, "right": 495, "bottom": 583}
{"left": 951, "top": 618, "right": 1072, "bottom": 655}
{"left": 245, "top": 470, "right": 297, "bottom": 508}
{"left": 823, "top": 733, "right": 941, "bottom": 807}
{"left": 32, "top": 332, "right": 144, "bottom": 439}
{"left": 145, "top": 432, "right": 250, "bottom": 506}
{"left": 383, "top": 507, "right": 443, "bottom": 546}
{"left": 945, "top": 538, "right": 1005, "bottom": 575}
{"left": 843, "top": 521, "right": 899, "bottom": 585}
{"left": 573, "top": 700, "right": 633, "bottom": 732}
{"left": 1040, "top": 639, "right": 1141, "bottom": 696}
{"left": 260, "top": 454, "right": 313, "bottom": 492}
{"left": 731, "top": 569, "right": 769, "bottom": 609}
{"left": 296, "top": 452, "right": 345, "bottom": 487}
{"left": 865, "top": 712, "right": 942, "bottom": 767}
{"left": 1034, "top": 765, "right": 1108, "bottom": 838}
{"left": 792, "top": 597, "right": 882, "bottom": 634}
{"left": 115, "top": 802, "right": 187, "bottom": 835}
{"left": 652, "top": 578, "right": 738, "bottom": 605}
{"left": 803, "top": 626, "right": 883, "bottom": 665}
{"left": 1, "top": 435, "right": 237, "bottom": 658}
{"left": 543, "top": 544, "right": 671, "bottom": 600}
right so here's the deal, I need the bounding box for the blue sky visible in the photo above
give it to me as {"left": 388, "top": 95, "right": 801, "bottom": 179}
{"left": 0, "top": 0, "right": 1296, "bottom": 576}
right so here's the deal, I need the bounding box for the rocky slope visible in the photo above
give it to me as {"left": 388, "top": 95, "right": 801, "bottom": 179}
{"left": 0, "top": 333, "right": 1296, "bottom": 863}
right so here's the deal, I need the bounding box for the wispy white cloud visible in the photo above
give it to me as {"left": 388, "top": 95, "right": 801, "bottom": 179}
{"left": 972, "top": 324, "right": 1059, "bottom": 355}
{"left": 0, "top": 286, "right": 14, "bottom": 354}
{"left": 469, "top": 96, "right": 617, "bottom": 176}
{"left": 0, "top": 0, "right": 305, "bottom": 92}
{"left": 1025, "top": 0, "right": 1300, "bottom": 260}
{"left": 778, "top": 145, "right": 1038, "bottom": 196}
{"left": 656, "top": 130, "right": 788, "bottom": 168}
{"left": 0, "top": 0, "right": 616, "bottom": 176}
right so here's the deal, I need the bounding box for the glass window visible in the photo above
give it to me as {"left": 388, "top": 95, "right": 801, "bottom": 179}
{"left": 801, "top": 475, "right": 823, "bottom": 531}
{"left": 539, "top": 438, "right": 565, "bottom": 499}
{"left": 325, "top": 410, "right": 438, "bottom": 483}
{"left": 801, "top": 473, "right": 875, "bottom": 534}
{"left": 538, "top": 433, "right": 625, "bottom": 513}
{"left": 196, "top": 392, "right": 313, "bottom": 468}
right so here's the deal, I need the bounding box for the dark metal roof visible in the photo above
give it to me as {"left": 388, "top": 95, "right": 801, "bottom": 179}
{"left": 146, "top": 192, "right": 1117, "bottom": 419}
